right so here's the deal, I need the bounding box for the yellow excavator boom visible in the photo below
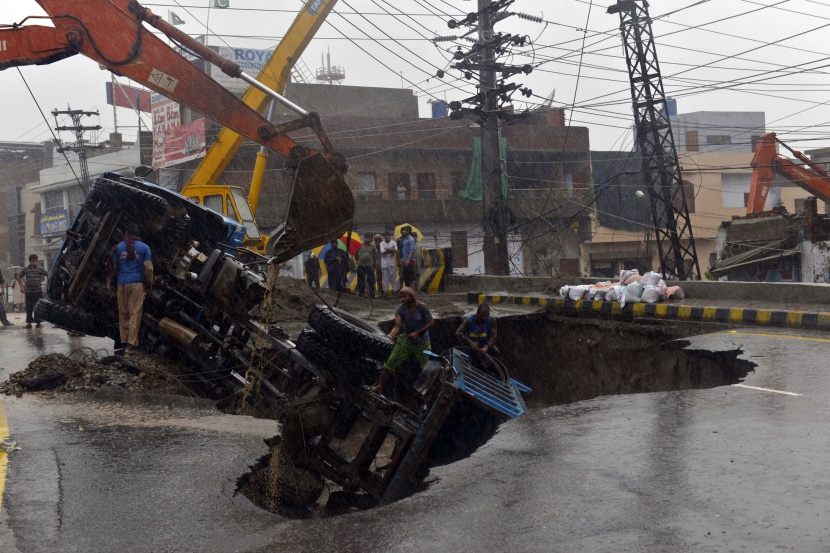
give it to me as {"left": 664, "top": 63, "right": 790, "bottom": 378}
{"left": 185, "top": 0, "right": 337, "bottom": 190}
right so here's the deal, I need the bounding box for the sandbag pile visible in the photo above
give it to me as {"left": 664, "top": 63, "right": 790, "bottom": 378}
{"left": 558, "top": 270, "right": 685, "bottom": 306}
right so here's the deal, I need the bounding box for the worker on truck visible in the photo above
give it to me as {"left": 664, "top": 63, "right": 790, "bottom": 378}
{"left": 456, "top": 303, "right": 498, "bottom": 370}
{"left": 372, "top": 286, "right": 434, "bottom": 397}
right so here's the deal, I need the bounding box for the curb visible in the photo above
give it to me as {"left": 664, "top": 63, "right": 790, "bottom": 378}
{"left": 468, "top": 292, "right": 830, "bottom": 332}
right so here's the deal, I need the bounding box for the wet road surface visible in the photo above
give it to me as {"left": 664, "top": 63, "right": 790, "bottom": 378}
{"left": 2, "top": 325, "right": 830, "bottom": 552}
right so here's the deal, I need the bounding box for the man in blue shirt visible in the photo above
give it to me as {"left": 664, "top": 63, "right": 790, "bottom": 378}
{"left": 108, "top": 224, "right": 153, "bottom": 355}
{"left": 400, "top": 226, "right": 416, "bottom": 288}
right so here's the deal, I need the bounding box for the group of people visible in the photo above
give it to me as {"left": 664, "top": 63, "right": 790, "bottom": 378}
{"left": 304, "top": 226, "right": 423, "bottom": 298}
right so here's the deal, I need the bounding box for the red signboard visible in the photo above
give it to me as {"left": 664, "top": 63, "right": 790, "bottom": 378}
{"left": 105, "top": 82, "right": 151, "bottom": 113}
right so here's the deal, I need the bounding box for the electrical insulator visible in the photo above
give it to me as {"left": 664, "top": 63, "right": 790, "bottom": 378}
{"left": 514, "top": 12, "right": 543, "bottom": 23}
{"left": 436, "top": 69, "right": 445, "bottom": 78}
{"left": 432, "top": 35, "right": 458, "bottom": 43}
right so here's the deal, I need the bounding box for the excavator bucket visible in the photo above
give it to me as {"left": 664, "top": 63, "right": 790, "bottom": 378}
{"left": 268, "top": 154, "right": 354, "bottom": 262}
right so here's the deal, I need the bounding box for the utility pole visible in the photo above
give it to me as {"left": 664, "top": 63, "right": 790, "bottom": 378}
{"left": 53, "top": 108, "right": 102, "bottom": 193}
{"left": 478, "top": 0, "right": 510, "bottom": 275}
{"left": 437, "top": 0, "right": 539, "bottom": 276}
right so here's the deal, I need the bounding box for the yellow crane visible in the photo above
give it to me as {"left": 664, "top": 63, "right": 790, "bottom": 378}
{"left": 181, "top": 0, "right": 339, "bottom": 254}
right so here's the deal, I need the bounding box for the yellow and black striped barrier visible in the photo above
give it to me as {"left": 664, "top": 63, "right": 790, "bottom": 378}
{"left": 468, "top": 292, "right": 830, "bottom": 331}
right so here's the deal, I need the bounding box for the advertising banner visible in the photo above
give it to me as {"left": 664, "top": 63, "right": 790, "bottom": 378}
{"left": 210, "top": 47, "right": 274, "bottom": 94}
{"left": 105, "top": 82, "right": 151, "bottom": 112}
{"left": 40, "top": 209, "right": 68, "bottom": 238}
{"left": 151, "top": 93, "right": 206, "bottom": 168}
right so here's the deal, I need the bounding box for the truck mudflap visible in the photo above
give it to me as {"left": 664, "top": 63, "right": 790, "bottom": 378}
{"left": 448, "top": 349, "right": 530, "bottom": 419}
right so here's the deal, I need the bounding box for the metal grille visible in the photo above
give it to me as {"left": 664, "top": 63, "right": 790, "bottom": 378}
{"left": 451, "top": 349, "right": 529, "bottom": 418}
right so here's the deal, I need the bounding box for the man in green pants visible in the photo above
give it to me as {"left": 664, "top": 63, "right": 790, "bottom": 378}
{"left": 371, "top": 286, "right": 435, "bottom": 396}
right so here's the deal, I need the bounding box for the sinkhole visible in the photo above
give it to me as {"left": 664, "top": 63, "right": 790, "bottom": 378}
{"left": 237, "top": 309, "right": 754, "bottom": 517}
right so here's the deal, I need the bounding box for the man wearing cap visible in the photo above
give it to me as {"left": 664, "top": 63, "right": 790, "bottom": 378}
{"left": 371, "top": 286, "right": 434, "bottom": 396}
{"left": 379, "top": 231, "right": 399, "bottom": 297}
{"left": 355, "top": 233, "right": 378, "bottom": 298}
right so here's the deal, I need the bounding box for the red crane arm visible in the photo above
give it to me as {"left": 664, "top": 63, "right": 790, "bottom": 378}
{"left": 748, "top": 132, "right": 830, "bottom": 214}
{"left": 0, "top": 24, "right": 77, "bottom": 70}
{"left": 4, "top": 0, "right": 345, "bottom": 173}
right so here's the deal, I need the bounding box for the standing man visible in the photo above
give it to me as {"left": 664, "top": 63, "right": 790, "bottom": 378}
{"left": 411, "top": 231, "right": 424, "bottom": 289}
{"left": 17, "top": 254, "right": 49, "bottom": 328}
{"left": 355, "top": 233, "right": 378, "bottom": 298}
{"left": 400, "top": 226, "right": 416, "bottom": 288}
{"left": 304, "top": 251, "right": 322, "bottom": 288}
{"left": 379, "top": 231, "right": 399, "bottom": 297}
{"left": 0, "top": 268, "right": 12, "bottom": 326}
{"left": 109, "top": 224, "right": 153, "bottom": 355}
{"left": 371, "top": 286, "right": 434, "bottom": 396}
{"left": 373, "top": 233, "right": 384, "bottom": 297}
{"left": 323, "top": 240, "right": 346, "bottom": 291}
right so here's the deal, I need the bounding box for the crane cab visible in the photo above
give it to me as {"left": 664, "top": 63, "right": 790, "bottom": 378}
{"left": 185, "top": 186, "right": 267, "bottom": 254}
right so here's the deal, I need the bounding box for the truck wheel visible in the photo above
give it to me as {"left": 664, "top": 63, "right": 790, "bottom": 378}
{"left": 295, "top": 329, "right": 379, "bottom": 386}
{"left": 34, "top": 299, "right": 109, "bottom": 337}
{"left": 307, "top": 305, "right": 394, "bottom": 362}
{"left": 86, "top": 179, "right": 168, "bottom": 219}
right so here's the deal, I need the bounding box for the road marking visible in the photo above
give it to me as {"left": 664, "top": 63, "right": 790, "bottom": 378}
{"left": 720, "top": 330, "right": 830, "bottom": 344}
{"left": 733, "top": 384, "right": 802, "bottom": 396}
{"left": 0, "top": 399, "right": 8, "bottom": 509}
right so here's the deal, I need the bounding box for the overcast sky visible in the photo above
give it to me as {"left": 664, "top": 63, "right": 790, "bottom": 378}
{"left": 4, "top": 0, "right": 830, "bottom": 153}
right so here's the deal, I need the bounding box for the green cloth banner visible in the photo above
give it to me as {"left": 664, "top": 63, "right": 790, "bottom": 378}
{"left": 459, "top": 136, "right": 508, "bottom": 201}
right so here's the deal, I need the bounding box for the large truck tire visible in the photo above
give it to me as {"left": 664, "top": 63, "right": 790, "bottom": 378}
{"left": 295, "top": 329, "right": 379, "bottom": 386}
{"left": 86, "top": 179, "right": 168, "bottom": 220}
{"left": 307, "top": 305, "right": 394, "bottom": 362}
{"left": 34, "top": 299, "right": 110, "bottom": 337}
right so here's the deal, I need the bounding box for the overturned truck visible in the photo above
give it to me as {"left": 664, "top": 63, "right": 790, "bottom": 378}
{"left": 37, "top": 172, "right": 530, "bottom": 511}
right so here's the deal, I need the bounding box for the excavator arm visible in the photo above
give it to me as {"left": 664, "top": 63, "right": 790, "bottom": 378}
{"left": 748, "top": 132, "right": 830, "bottom": 214}
{"left": 3, "top": 0, "right": 353, "bottom": 261}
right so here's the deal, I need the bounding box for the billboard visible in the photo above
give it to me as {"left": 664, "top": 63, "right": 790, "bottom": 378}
{"left": 105, "top": 82, "right": 151, "bottom": 112}
{"left": 151, "top": 93, "right": 206, "bottom": 169}
{"left": 40, "top": 209, "right": 68, "bottom": 238}
{"left": 209, "top": 47, "right": 274, "bottom": 94}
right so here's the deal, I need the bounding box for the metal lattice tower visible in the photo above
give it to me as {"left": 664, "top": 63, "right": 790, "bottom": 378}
{"left": 608, "top": 0, "right": 700, "bottom": 280}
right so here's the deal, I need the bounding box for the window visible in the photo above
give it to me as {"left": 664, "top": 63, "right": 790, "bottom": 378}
{"left": 672, "top": 180, "right": 696, "bottom": 214}
{"left": 722, "top": 173, "right": 752, "bottom": 208}
{"left": 451, "top": 172, "right": 466, "bottom": 195}
{"left": 794, "top": 198, "right": 808, "bottom": 214}
{"left": 706, "top": 135, "right": 732, "bottom": 146}
{"left": 388, "top": 173, "right": 410, "bottom": 199}
{"left": 204, "top": 194, "right": 224, "bottom": 215}
{"left": 42, "top": 190, "right": 63, "bottom": 211}
{"left": 563, "top": 173, "right": 574, "bottom": 198}
{"left": 416, "top": 173, "right": 436, "bottom": 199}
{"left": 67, "top": 186, "right": 85, "bottom": 220}
{"left": 451, "top": 231, "right": 468, "bottom": 268}
{"left": 357, "top": 172, "right": 379, "bottom": 200}
{"left": 685, "top": 130, "right": 699, "bottom": 152}
{"left": 357, "top": 172, "right": 377, "bottom": 192}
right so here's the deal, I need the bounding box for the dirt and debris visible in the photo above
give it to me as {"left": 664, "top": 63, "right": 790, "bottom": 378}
{"left": 0, "top": 351, "right": 190, "bottom": 398}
